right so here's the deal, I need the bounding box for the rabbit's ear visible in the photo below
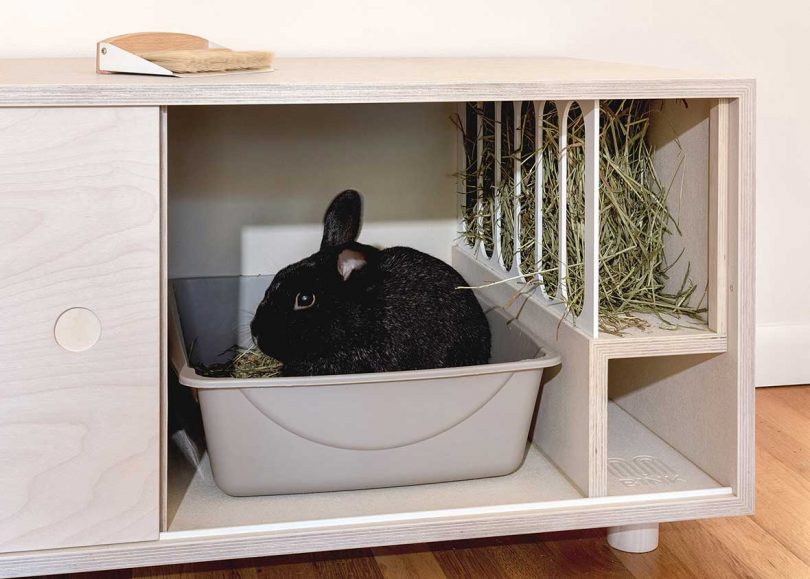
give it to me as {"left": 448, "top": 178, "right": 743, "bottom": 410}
{"left": 337, "top": 248, "right": 366, "bottom": 281}
{"left": 321, "top": 189, "right": 362, "bottom": 249}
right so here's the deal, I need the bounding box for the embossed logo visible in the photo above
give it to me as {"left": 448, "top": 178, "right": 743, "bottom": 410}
{"left": 607, "top": 455, "right": 682, "bottom": 487}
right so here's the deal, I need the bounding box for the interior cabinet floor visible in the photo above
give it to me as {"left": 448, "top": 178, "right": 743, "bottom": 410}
{"left": 44, "top": 386, "right": 808, "bottom": 579}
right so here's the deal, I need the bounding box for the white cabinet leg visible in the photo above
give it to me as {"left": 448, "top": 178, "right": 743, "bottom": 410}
{"left": 607, "top": 523, "right": 659, "bottom": 553}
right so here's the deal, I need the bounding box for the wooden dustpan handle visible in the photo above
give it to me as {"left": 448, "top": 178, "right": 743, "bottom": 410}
{"left": 96, "top": 32, "right": 211, "bottom": 73}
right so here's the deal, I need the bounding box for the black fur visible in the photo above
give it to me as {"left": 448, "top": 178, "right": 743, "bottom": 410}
{"left": 321, "top": 189, "right": 362, "bottom": 249}
{"left": 251, "top": 190, "right": 491, "bottom": 376}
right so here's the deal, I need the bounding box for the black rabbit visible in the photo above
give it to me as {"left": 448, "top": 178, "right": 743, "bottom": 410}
{"left": 250, "top": 190, "right": 491, "bottom": 376}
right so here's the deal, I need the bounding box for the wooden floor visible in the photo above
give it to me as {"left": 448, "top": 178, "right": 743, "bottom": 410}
{"left": 52, "top": 386, "right": 810, "bottom": 579}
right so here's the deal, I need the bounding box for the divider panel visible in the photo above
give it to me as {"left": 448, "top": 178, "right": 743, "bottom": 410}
{"left": 516, "top": 101, "right": 533, "bottom": 277}
{"left": 493, "top": 102, "right": 504, "bottom": 268}
{"left": 577, "top": 100, "right": 599, "bottom": 336}
{"left": 453, "top": 247, "right": 597, "bottom": 496}
{"left": 709, "top": 98, "right": 729, "bottom": 334}
{"left": 556, "top": 100, "right": 573, "bottom": 302}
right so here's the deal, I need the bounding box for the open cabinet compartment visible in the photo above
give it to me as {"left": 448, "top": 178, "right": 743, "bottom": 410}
{"left": 161, "top": 94, "right": 748, "bottom": 540}
{"left": 607, "top": 353, "right": 736, "bottom": 498}
{"left": 164, "top": 103, "right": 586, "bottom": 536}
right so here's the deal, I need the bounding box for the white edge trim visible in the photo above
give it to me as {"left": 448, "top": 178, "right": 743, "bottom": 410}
{"left": 161, "top": 486, "right": 732, "bottom": 541}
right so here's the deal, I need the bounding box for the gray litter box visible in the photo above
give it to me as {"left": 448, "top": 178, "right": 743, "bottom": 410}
{"left": 169, "top": 275, "right": 561, "bottom": 497}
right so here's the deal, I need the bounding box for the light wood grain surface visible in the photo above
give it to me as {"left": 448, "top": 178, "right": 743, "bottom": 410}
{"left": 40, "top": 386, "right": 809, "bottom": 579}
{"left": 0, "top": 58, "right": 753, "bottom": 106}
{"left": 159, "top": 107, "right": 169, "bottom": 532}
{"left": 0, "top": 108, "right": 161, "bottom": 553}
{"left": 453, "top": 248, "right": 597, "bottom": 496}
{"left": 100, "top": 33, "right": 209, "bottom": 55}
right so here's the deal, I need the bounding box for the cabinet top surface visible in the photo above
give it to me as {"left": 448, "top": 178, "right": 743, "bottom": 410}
{"left": 0, "top": 57, "right": 753, "bottom": 106}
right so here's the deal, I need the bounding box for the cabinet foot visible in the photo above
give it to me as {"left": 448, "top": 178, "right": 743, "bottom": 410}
{"left": 607, "top": 523, "right": 660, "bottom": 553}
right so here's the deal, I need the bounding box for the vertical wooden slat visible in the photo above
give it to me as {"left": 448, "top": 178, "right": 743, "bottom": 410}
{"left": 513, "top": 101, "right": 522, "bottom": 274}
{"left": 479, "top": 102, "right": 496, "bottom": 260}
{"left": 556, "top": 101, "right": 573, "bottom": 301}
{"left": 709, "top": 99, "right": 729, "bottom": 334}
{"left": 160, "top": 106, "right": 169, "bottom": 532}
{"left": 456, "top": 103, "right": 466, "bottom": 241}
{"left": 728, "top": 93, "right": 755, "bottom": 505}
{"left": 534, "top": 101, "right": 545, "bottom": 288}
{"left": 458, "top": 103, "right": 473, "bottom": 246}
{"left": 493, "top": 102, "right": 504, "bottom": 268}
{"left": 476, "top": 102, "right": 484, "bottom": 257}
{"left": 465, "top": 103, "right": 479, "bottom": 250}
{"left": 578, "top": 100, "right": 600, "bottom": 337}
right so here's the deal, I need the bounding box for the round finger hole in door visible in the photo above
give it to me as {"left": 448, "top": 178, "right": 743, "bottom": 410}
{"left": 54, "top": 307, "right": 102, "bottom": 352}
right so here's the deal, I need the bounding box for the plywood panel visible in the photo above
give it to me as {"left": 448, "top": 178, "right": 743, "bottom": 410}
{"left": 649, "top": 99, "right": 710, "bottom": 314}
{"left": 0, "top": 58, "right": 753, "bottom": 107}
{"left": 608, "top": 352, "right": 738, "bottom": 488}
{"left": 709, "top": 99, "right": 729, "bottom": 333}
{"left": 160, "top": 106, "right": 169, "bottom": 532}
{"left": 453, "top": 248, "right": 596, "bottom": 496}
{"left": 606, "top": 402, "right": 721, "bottom": 495}
{"left": 0, "top": 107, "right": 161, "bottom": 552}
{"left": 166, "top": 444, "right": 582, "bottom": 534}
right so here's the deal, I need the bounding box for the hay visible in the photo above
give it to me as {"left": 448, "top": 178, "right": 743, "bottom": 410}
{"left": 453, "top": 100, "right": 707, "bottom": 335}
{"left": 193, "top": 344, "right": 284, "bottom": 379}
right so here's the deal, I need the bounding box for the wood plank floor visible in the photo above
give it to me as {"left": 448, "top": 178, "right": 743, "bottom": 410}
{"left": 50, "top": 386, "right": 810, "bottom": 579}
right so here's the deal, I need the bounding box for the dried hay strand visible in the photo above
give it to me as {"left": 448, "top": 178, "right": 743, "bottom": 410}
{"left": 192, "top": 344, "right": 284, "bottom": 379}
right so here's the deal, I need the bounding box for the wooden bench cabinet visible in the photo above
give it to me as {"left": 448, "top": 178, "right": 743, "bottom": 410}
{"left": 0, "top": 58, "right": 754, "bottom": 578}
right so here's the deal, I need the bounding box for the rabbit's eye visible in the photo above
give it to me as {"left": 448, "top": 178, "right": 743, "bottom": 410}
{"left": 294, "top": 292, "right": 316, "bottom": 311}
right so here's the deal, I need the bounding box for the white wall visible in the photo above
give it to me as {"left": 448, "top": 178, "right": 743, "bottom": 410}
{"left": 4, "top": 0, "right": 808, "bottom": 386}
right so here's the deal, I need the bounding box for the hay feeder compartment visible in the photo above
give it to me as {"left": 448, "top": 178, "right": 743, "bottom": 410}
{"left": 0, "top": 58, "right": 753, "bottom": 575}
